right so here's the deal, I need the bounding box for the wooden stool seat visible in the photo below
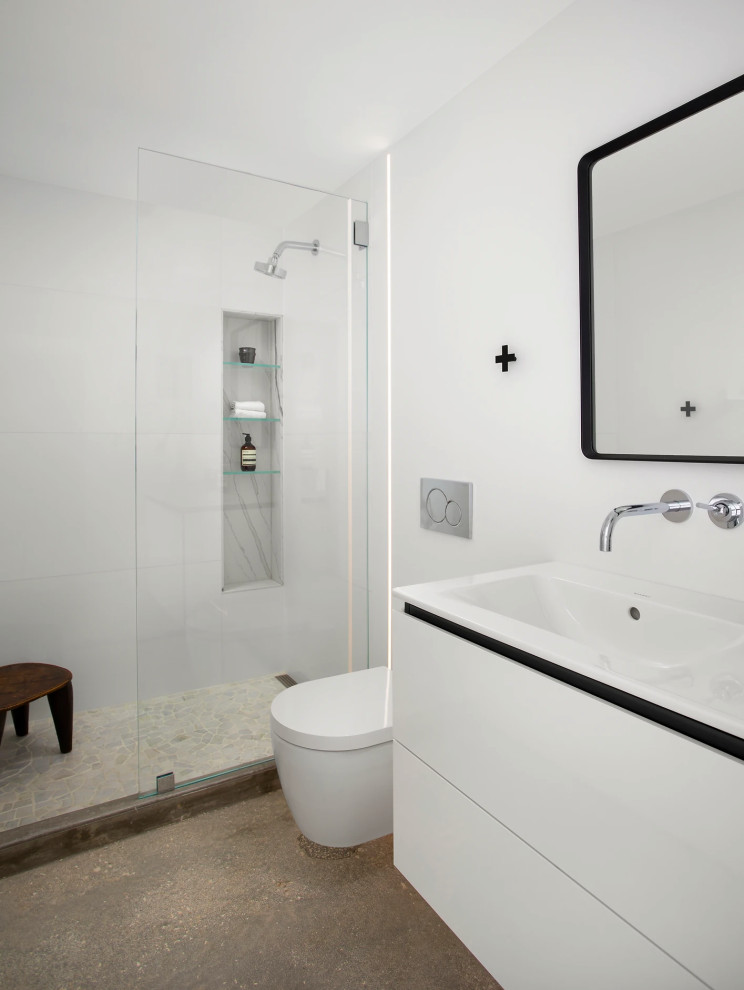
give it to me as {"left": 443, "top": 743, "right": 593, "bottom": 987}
{"left": 0, "top": 663, "right": 74, "bottom": 753}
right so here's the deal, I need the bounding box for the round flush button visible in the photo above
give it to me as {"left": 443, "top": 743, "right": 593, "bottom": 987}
{"left": 445, "top": 500, "right": 462, "bottom": 526}
{"left": 426, "top": 488, "right": 448, "bottom": 523}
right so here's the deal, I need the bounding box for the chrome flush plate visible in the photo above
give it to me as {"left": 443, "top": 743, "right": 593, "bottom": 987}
{"left": 420, "top": 478, "right": 473, "bottom": 539}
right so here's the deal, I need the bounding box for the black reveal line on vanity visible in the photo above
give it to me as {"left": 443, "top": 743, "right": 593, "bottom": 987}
{"left": 404, "top": 602, "right": 744, "bottom": 763}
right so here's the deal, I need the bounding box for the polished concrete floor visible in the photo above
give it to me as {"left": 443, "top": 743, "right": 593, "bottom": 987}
{"left": 0, "top": 788, "right": 503, "bottom": 990}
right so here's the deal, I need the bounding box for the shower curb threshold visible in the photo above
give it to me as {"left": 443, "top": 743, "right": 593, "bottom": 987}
{"left": 0, "top": 761, "right": 280, "bottom": 879}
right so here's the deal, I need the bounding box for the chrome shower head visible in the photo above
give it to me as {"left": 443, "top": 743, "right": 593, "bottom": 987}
{"left": 254, "top": 239, "right": 319, "bottom": 279}
{"left": 254, "top": 258, "right": 287, "bottom": 279}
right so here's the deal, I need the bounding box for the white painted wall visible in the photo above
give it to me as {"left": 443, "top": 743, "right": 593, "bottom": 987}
{"left": 386, "top": 0, "right": 744, "bottom": 603}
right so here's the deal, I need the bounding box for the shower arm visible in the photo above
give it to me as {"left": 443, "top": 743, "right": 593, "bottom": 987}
{"left": 268, "top": 239, "right": 320, "bottom": 263}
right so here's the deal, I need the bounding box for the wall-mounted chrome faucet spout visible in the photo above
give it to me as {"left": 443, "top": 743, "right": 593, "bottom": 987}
{"left": 599, "top": 489, "right": 693, "bottom": 551}
{"left": 254, "top": 239, "right": 320, "bottom": 279}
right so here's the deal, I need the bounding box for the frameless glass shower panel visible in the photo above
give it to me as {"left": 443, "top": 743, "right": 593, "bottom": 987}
{"left": 279, "top": 194, "right": 369, "bottom": 683}
{"left": 135, "top": 151, "right": 368, "bottom": 795}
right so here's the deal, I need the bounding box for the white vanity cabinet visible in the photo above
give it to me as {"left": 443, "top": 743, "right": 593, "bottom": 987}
{"left": 393, "top": 607, "right": 744, "bottom": 990}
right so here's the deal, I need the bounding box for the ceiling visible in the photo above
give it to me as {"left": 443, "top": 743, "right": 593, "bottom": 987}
{"left": 0, "top": 0, "right": 574, "bottom": 200}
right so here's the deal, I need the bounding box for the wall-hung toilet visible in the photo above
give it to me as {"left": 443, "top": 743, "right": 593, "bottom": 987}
{"left": 270, "top": 666, "right": 393, "bottom": 847}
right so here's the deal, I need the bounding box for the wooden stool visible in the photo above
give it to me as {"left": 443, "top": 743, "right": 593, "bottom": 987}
{"left": 0, "top": 663, "right": 74, "bottom": 753}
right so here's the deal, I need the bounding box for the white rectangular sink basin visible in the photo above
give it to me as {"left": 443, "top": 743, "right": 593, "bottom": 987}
{"left": 394, "top": 562, "right": 744, "bottom": 744}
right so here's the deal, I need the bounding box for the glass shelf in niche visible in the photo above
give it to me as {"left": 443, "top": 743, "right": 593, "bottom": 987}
{"left": 223, "top": 362, "right": 281, "bottom": 369}
{"left": 223, "top": 470, "right": 281, "bottom": 476}
{"left": 223, "top": 416, "right": 280, "bottom": 422}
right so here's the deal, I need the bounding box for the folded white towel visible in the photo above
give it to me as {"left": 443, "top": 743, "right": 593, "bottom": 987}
{"left": 231, "top": 410, "right": 267, "bottom": 419}
{"left": 232, "top": 400, "right": 265, "bottom": 411}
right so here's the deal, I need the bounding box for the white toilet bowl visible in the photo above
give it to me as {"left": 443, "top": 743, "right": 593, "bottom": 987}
{"left": 270, "top": 666, "right": 393, "bottom": 847}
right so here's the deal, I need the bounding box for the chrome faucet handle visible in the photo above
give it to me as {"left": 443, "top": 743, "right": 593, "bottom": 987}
{"left": 695, "top": 493, "right": 743, "bottom": 530}
{"left": 660, "top": 489, "right": 694, "bottom": 520}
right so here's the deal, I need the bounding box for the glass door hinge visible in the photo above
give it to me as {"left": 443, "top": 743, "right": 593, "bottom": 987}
{"left": 353, "top": 221, "right": 369, "bottom": 248}
{"left": 156, "top": 771, "right": 176, "bottom": 794}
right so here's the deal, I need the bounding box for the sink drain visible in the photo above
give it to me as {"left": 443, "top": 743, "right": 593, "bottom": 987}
{"left": 629, "top": 607, "right": 641, "bottom": 620}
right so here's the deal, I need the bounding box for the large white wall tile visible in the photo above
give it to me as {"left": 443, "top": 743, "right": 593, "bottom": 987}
{"left": 220, "top": 218, "right": 285, "bottom": 316}
{"left": 0, "top": 175, "right": 138, "bottom": 718}
{"left": 135, "top": 299, "right": 222, "bottom": 436}
{"left": 136, "top": 434, "right": 221, "bottom": 568}
{"left": 282, "top": 197, "right": 350, "bottom": 439}
{"left": 135, "top": 561, "right": 223, "bottom": 701}
{"left": 0, "top": 176, "right": 135, "bottom": 299}
{"left": 135, "top": 560, "right": 347, "bottom": 696}
{"left": 0, "top": 284, "right": 134, "bottom": 434}
{"left": 136, "top": 203, "right": 222, "bottom": 306}
{"left": 281, "top": 320, "right": 349, "bottom": 437}
{"left": 224, "top": 546, "right": 351, "bottom": 684}
{"left": 0, "top": 433, "right": 135, "bottom": 582}
{"left": 281, "top": 575, "right": 349, "bottom": 682}
{"left": 220, "top": 583, "right": 293, "bottom": 682}
{"left": 0, "top": 568, "right": 136, "bottom": 712}
{"left": 282, "top": 431, "right": 349, "bottom": 585}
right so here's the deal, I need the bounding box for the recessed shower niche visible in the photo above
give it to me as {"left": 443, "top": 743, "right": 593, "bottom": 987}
{"left": 222, "top": 311, "right": 283, "bottom": 591}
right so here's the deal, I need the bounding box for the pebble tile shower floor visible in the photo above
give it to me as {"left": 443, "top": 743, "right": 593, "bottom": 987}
{"left": 0, "top": 674, "right": 285, "bottom": 831}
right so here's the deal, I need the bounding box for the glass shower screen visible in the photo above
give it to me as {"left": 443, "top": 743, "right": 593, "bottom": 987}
{"left": 135, "top": 150, "right": 368, "bottom": 795}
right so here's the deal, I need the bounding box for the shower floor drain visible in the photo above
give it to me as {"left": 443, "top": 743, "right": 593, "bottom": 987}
{"left": 275, "top": 673, "right": 297, "bottom": 688}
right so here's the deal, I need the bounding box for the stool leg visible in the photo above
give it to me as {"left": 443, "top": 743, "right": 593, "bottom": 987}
{"left": 48, "top": 682, "right": 73, "bottom": 754}
{"left": 11, "top": 703, "right": 29, "bottom": 737}
{"left": 0, "top": 710, "right": 5, "bottom": 747}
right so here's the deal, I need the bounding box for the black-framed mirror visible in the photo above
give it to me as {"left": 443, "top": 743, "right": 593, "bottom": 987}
{"left": 579, "top": 73, "right": 744, "bottom": 463}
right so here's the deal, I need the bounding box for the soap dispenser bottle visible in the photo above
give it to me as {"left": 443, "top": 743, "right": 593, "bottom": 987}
{"left": 240, "top": 433, "right": 256, "bottom": 472}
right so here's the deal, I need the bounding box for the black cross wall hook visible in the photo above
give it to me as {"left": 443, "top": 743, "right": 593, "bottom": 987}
{"left": 680, "top": 400, "right": 696, "bottom": 417}
{"left": 495, "top": 345, "right": 516, "bottom": 372}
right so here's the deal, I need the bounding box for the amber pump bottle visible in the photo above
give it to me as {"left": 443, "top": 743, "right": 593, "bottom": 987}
{"left": 240, "top": 433, "right": 256, "bottom": 472}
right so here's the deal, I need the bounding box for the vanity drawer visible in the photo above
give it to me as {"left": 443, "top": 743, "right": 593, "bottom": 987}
{"left": 394, "top": 742, "right": 705, "bottom": 990}
{"left": 393, "top": 608, "right": 744, "bottom": 990}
